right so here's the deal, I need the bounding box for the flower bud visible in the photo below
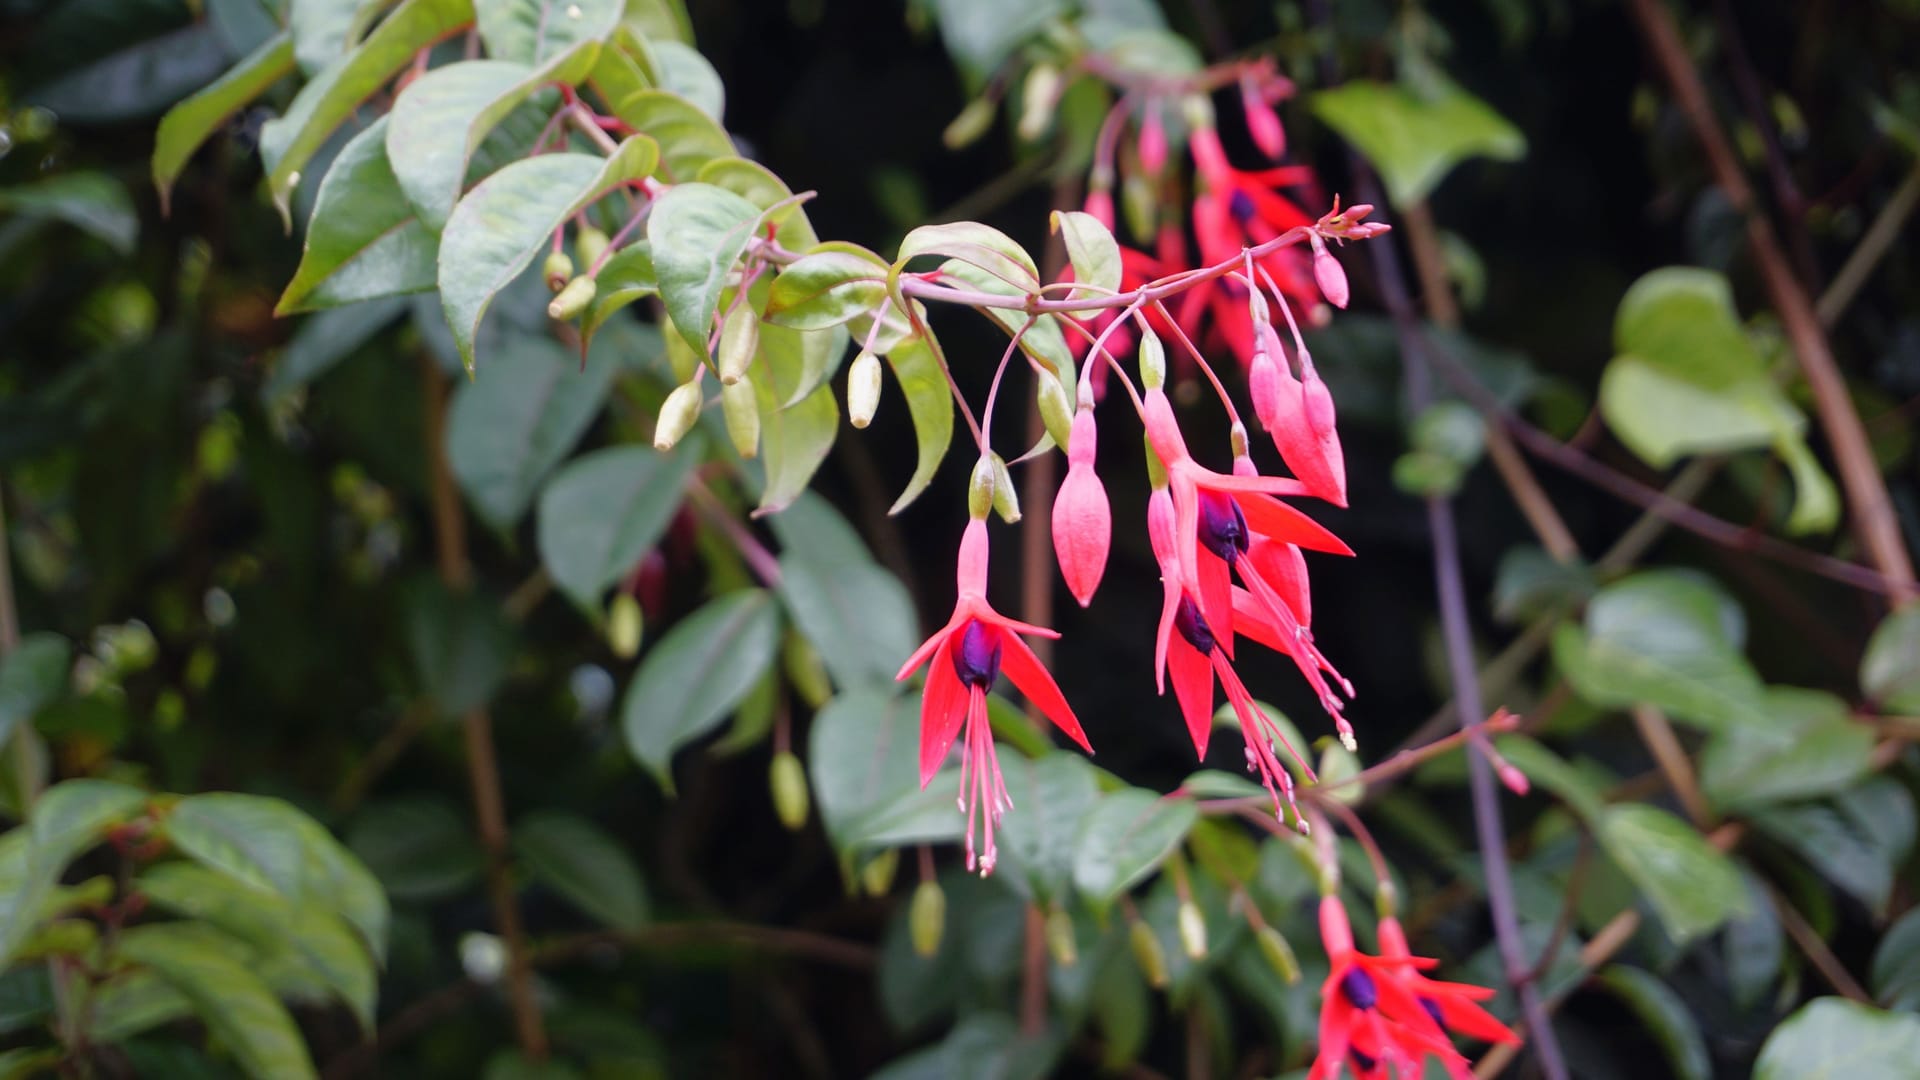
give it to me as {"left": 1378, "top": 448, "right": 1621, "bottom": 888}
{"left": 1248, "top": 347, "right": 1282, "bottom": 431}
{"left": 1128, "top": 918, "right": 1169, "bottom": 989}
{"left": 547, "top": 275, "right": 596, "bottom": 321}
{"left": 1051, "top": 408, "right": 1109, "bottom": 607}
{"left": 1255, "top": 925, "right": 1301, "bottom": 984}
{"left": 1082, "top": 186, "right": 1115, "bottom": 230}
{"left": 910, "top": 880, "right": 946, "bottom": 957}
{"left": 1310, "top": 236, "right": 1349, "bottom": 310}
{"left": 783, "top": 632, "right": 833, "bottom": 708}
{"left": 1017, "top": 64, "right": 1062, "bottom": 142}
{"left": 1177, "top": 900, "right": 1208, "bottom": 960}
{"left": 1120, "top": 171, "right": 1157, "bottom": 242}
{"left": 848, "top": 350, "right": 882, "bottom": 428}
{"left": 544, "top": 250, "right": 575, "bottom": 293}
{"left": 967, "top": 456, "right": 996, "bottom": 521}
{"left": 717, "top": 308, "right": 759, "bottom": 385}
{"left": 943, "top": 97, "right": 996, "bottom": 150}
{"left": 574, "top": 224, "right": 610, "bottom": 271}
{"left": 607, "top": 592, "right": 643, "bottom": 659}
{"left": 1045, "top": 906, "right": 1079, "bottom": 967}
{"left": 989, "top": 453, "right": 1020, "bottom": 524}
{"left": 861, "top": 847, "right": 899, "bottom": 897}
{"left": 721, "top": 376, "right": 760, "bottom": 459}
{"left": 1036, "top": 370, "right": 1073, "bottom": 451}
{"left": 1137, "top": 329, "right": 1166, "bottom": 390}
{"left": 770, "top": 751, "right": 810, "bottom": 831}
{"left": 1241, "top": 75, "right": 1287, "bottom": 160}
{"left": 654, "top": 379, "right": 703, "bottom": 451}
{"left": 1138, "top": 101, "right": 1168, "bottom": 175}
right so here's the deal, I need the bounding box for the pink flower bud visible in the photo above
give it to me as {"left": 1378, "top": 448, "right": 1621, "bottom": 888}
{"left": 1052, "top": 410, "right": 1110, "bottom": 607}
{"left": 1083, "top": 188, "right": 1115, "bottom": 230}
{"left": 1187, "top": 124, "right": 1230, "bottom": 187}
{"left": 1241, "top": 77, "right": 1286, "bottom": 160}
{"left": 1310, "top": 237, "right": 1349, "bottom": 309}
{"left": 1248, "top": 348, "right": 1282, "bottom": 431}
{"left": 1141, "top": 388, "right": 1189, "bottom": 467}
{"left": 1138, "top": 103, "right": 1168, "bottom": 176}
{"left": 1498, "top": 763, "right": 1531, "bottom": 797}
{"left": 1266, "top": 358, "right": 1347, "bottom": 507}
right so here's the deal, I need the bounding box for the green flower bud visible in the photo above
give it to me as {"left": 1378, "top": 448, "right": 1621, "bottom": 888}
{"left": 1129, "top": 918, "right": 1169, "bottom": 989}
{"left": 782, "top": 632, "right": 833, "bottom": 709}
{"left": 717, "top": 307, "right": 760, "bottom": 385}
{"left": 1121, "top": 172, "right": 1157, "bottom": 246}
{"left": 547, "top": 275, "right": 597, "bottom": 321}
{"left": 1045, "top": 906, "right": 1078, "bottom": 967}
{"left": 1017, "top": 64, "right": 1062, "bottom": 142}
{"left": 722, "top": 375, "right": 760, "bottom": 459}
{"left": 861, "top": 847, "right": 899, "bottom": 897}
{"left": 1036, "top": 370, "right": 1073, "bottom": 451}
{"left": 967, "top": 456, "right": 996, "bottom": 521}
{"left": 1137, "top": 329, "right": 1166, "bottom": 390}
{"left": 1255, "top": 925, "right": 1301, "bottom": 984}
{"left": 544, "top": 250, "right": 575, "bottom": 293}
{"left": 607, "top": 592, "right": 643, "bottom": 659}
{"left": 770, "top": 751, "right": 810, "bottom": 831}
{"left": 1177, "top": 900, "right": 1208, "bottom": 960}
{"left": 943, "top": 97, "right": 997, "bottom": 150}
{"left": 989, "top": 453, "right": 1020, "bottom": 524}
{"left": 910, "top": 880, "right": 946, "bottom": 957}
{"left": 848, "top": 350, "right": 883, "bottom": 428}
{"left": 654, "top": 380, "right": 703, "bottom": 451}
{"left": 574, "top": 224, "right": 610, "bottom": 272}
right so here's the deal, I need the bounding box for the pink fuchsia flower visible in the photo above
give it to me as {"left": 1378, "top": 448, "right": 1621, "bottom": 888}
{"left": 1311, "top": 896, "right": 1462, "bottom": 1080}
{"left": 1253, "top": 325, "right": 1347, "bottom": 507}
{"left": 896, "top": 517, "right": 1092, "bottom": 875}
{"left": 1375, "top": 915, "right": 1521, "bottom": 1057}
{"left": 1051, "top": 401, "right": 1111, "bottom": 607}
{"left": 1240, "top": 71, "right": 1288, "bottom": 161}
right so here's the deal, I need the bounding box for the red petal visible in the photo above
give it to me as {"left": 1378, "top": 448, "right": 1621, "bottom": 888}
{"left": 1169, "top": 639, "right": 1215, "bottom": 758}
{"left": 918, "top": 637, "right": 968, "bottom": 786}
{"left": 1194, "top": 469, "right": 1313, "bottom": 498}
{"left": 1000, "top": 630, "right": 1092, "bottom": 753}
{"left": 1198, "top": 551, "right": 1234, "bottom": 661}
{"left": 1235, "top": 493, "right": 1351, "bottom": 554}
{"left": 1431, "top": 989, "right": 1520, "bottom": 1044}
{"left": 1230, "top": 587, "right": 1289, "bottom": 654}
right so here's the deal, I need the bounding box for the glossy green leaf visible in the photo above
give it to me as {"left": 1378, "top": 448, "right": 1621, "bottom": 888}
{"left": 880, "top": 334, "right": 954, "bottom": 514}
{"left": 756, "top": 316, "right": 848, "bottom": 411}
{"left": 1597, "top": 803, "right": 1747, "bottom": 944}
{"left": 751, "top": 378, "right": 838, "bottom": 516}
{"left": 1699, "top": 687, "right": 1875, "bottom": 813}
{"left": 611, "top": 88, "right": 734, "bottom": 180}
{"left": 152, "top": 32, "right": 295, "bottom": 211}
{"left": 474, "top": 0, "right": 619, "bottom": 64}
{"left": 1862, "top": 607, "right": 1920, "bottom": 713}
{"left": 1871, "top": 907, "right": 1920, "bottom": 1011}
{"left": 696, "top": 156, "right": 817, "bottom": 248}
{"left": 276, "top": 118, "right": 438, "bottom": 314}
{"left": 116, "top": 923, "right": 317, "bottom": 1080}
{"left": 1724, "top": 871, "right": 1785, "bottom": 1009}
{"left": 897, "top": 220, "right": 1039, "bottom": 292}
{"left": 290, "top": 0, "right": 393, "bottom": 75}
{"left": 138, "top": 862, "right": 376, "bottom": 1030}
{"left": 1071, "top": 788, "right": 1199, "bottom": 913}
{"left": 1552, "top": 570, "right": 1764, "bottom": 730}
{"left": 995, "top": 754, "right": 1100, "bottom": 904}
{"left": 646, "top": 180, "right": 765, "bottom": 354}
{"left": 346, "top": 796, "right": 484, "bottom": 903}
{"left": 808, "top": 687, "right": 962, "bottom": 857}
{"left": 652, "top": 39, "right": 723, "bottom": 117}
{"left": 767, "top": 492, "right": 917, "bottom": 688}
{"left": 388, "top": 54, "right": 593, "bottom": 233}
{"left": 261, "top": 0, "right": 478, "bottom": 225}
{"left": 1491, "top": 546, "right": 1593, "bottom": 623}
{"left": 446, "top": 332, "right": 616, "bottom": 529}
{"left": 1755, "top": 997, "right": 1920, "bottom": 1079}
{"left": 1753, "top": 779, "right": 1915, "bottom": 917}
{"left": 265, "top": 295, "right": 409, "bottom": 401}
{"left": 403, "top": 578, "right": 515, "bottom": 714}
{"left": 1596, "top": 966, "right": 1710, "bottom": 1080}
{"left": 579, "top": 241, "right": 656, "bottom": 349}
{"left": 1051, "top": 209, "right": 1121, "bottom": 296}
{"left": 764, "top": 250, "right": 889, "bottom": 331}
{"left": 0, "top": 174, "right": 138, "bottom": 255}
{"left": 537, "top": 443, "right": 699, "bottom": 609}
{"left": 934, "top": 260, "right": 1074, "bottom": 386}
{"left": 514, "top": 810, "right": 648, "bottom": 930}
{"left": 622, "top": 589, "right": 781, "bottom": 789}
{"left": 0, "top": 780, "right": 146, "bottom": 964}
{"left": 438, "top": 136, "right": 658, "bottom": 370}
{"left": 0, "top": 634, "right": 68, "bottom": 750}
{"left": 24, "top": 25, "right": 229, "bottom": 125}
{"left": 1310, "top": 75, "right": 1526, "bottom": 206}
{"left": 161, "top": 793, "right": 388, "bottom": 961}
{"left": 929, "top": 0, "right": 1067, "bottom": 84}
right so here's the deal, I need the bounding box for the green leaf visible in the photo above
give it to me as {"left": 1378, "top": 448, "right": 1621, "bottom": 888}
{"left": 1755, "top": 998, "right": 1920, "bottom": 1079}
{"left": 513, "top": 810, "right": 648, "bottom": 930}
{"left": 291, "top": 0, "right": 393, "bottom": 75}
{"left": 1597, "top": 803, "right": 1747, "bottom": 944}
{"left": 1724, "top": 871, "right": 1786, "bottom": 1010}
{"left": 1699, "top": 687, "right": 1875, "bottom": 813}
{"left": 161, "top": 793, "right": 388, "bottom": 961}
{"left": 808, "top": 687, "right": 962, "bottom": 857}
{"left": 1310, "top": 74, "right": 1526, "bottom": 206}
{"left": 646, "top": 181, "right": 765, "bottom": 355}
{"left": 696, "top": 156, "right": 816, "bottom": 248}
{"left": 137, "top": 862, "right": 376, "bottom": 1030}
{"left": 261, "top": 0, "right": 478, "bottom": 225}
{"left": 995, "top": 754, "right": 1100, "bottom": 904}
{"left": 116, "top": 923, "right": 317, "bottom": 1080}
{"left": 0, "top": 634, "right": 69, "bottom": 750}
{"left": 1753, "top": 779, "right": 1915, "bottom": 917}
{"left": 347, "top": 796, "right": 484, "bottom": 903}
{"left": 1071, "top": 788, "right": 1199, "bottom": 913}
{"left": 0, "top": 174, "right": 138, "bottom": 255}
{"left": 1492, "top": 546, "right": 1594, "bottom": 623}
{"left": 1487, "top": 737, "right": 1607, "bottom": 825}
{"left": 1614, "top": 268, "right": 1760, "bottom": 386}
{"left": 0, "top": 780, "right": 146, "bottom": 964}
{"left": 1552, "top": 570, "right": 1764, "bottom": 731}
{"left": 1862, "top": 608, "right": 1920, "bottom": 713}
{"left": 929, "top": 0, "right": 1068, "bottom": 84}
{"left": 579, "top": 242, "right": 657, "bottom": 348}
{"left": 897, "top": 220, "right": 1039, "bottom": 292}
{"left": 1596, "top": 966, "right": 1710, "bottom": 1080}
{"left": 403, "top": 578, "right": 516, "bottom": 714}
{"left": 537, "top": 443, "right": 699, "bottom": 609}
{"left": 1051, "top": 209, "right": 1121, "bottom": 296}
{"left": 88, "top": 970, "right": 195, "bottom": 1044}
{"left": 1871, "top": 907, "right": 1920, "bottom": 1011}
{"left": 933, "top": 259, "right": 1075, "bottom": 386}
{"left": 755, "top": 316, "right": 848, "bottom": 411}
{"left": 276, "top": 118, "right": 438, "bottom": 314}
{"left": 611, "top": 88, "right": 734, "bottom": 180}
{"left": 265, "top": 296, "right": 409, "bottom": 401}
{"left": 446, "top": 332, "right": 615, "bottom": 529}
{"left": 153, "top": 32, "right": 295, "bottom": 212}
{"left": 764, "top": 250, "right": 889, "bottom": 331}
{"left": 438, "top": 135, "right": 658, "bottom": 370}
{"left": 24, "top": 25, "right": 230, "bottom": 125}
{"left": 388, "top": 54, "right": 594, "bottom": 233}
{"left": 474, "top": 0, "right": 619, "bottom": 64}
{"left": 622, "top": 589, "right": 781, "bottom": 789}
{"left": 880, "top": 334, "right": 955, "bottom": 515}
{"left": 751, "top": 379, "right": 838, "bottom": 517}
{"left": 766, "top": 493, "right": 917, "bottom": 689}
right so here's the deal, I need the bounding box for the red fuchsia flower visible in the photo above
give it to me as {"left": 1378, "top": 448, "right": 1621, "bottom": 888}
{"left": 1239, "top": 70, "right": 1289, "bottom": 161}
{"left": 1251, "top": 322, "right": 1347, "bottom": 507}
{"left": 1376, "top": 915, "right": 1521, "bottom": 1056}
{"left": 1147, "top": 486, "right": 1313, "bottom": 824}
{"left": 896, "top": 516, "right": 1093, "bottom": 875}
{"left": 1051, "top": 397, "right": 1111, "bottom": 607}
{"left": 1312, "top": 896, "right": 1462, "bottom": 1080}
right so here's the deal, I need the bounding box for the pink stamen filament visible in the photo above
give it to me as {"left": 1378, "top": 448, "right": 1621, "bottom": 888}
{"left": 957, "top": 687, "right": 1012, "bottom": 875}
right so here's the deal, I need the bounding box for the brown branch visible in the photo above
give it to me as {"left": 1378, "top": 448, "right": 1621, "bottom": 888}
{"left": 418, "top": 354, "right": 548, "bottom": 1060}
{"left": 1816, "top": 160, "right": 1920, "bottom": 330}
{"left": 1709, "top": 0, "right": 1821, "bottom": 290}
{"left": 1768, "top": 883, "right": 1872, "bottom": 1002}
{"left": 1627, "top": 0, "right": 1918, "bottom": 605}
{"left": 1630, "top": 705, "right": 1712, "bottom": 827}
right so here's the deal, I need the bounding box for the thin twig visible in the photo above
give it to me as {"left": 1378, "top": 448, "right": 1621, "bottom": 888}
{"left": 1767, "top": 883, "right": 1872, "bottom": 1002}
{"left": 1816, "top": 161, "right": 1920, "bottom": 329}
{"left": 1630, "top": 705, "right": 1712, "bottom": 827}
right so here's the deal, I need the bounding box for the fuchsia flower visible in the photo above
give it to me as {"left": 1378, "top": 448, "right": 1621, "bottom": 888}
{"left": 1376, "top": 916, "right": 1521, "bottom": 1055}
{"left": 897, "top": 516, "right": 1093, "bottom": 874}
{"left": 1051, "top": 397, "right": 1111, "bottom": 607}
{"left": 1250, "top": 323, "right": 1348, "bottom": 506}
